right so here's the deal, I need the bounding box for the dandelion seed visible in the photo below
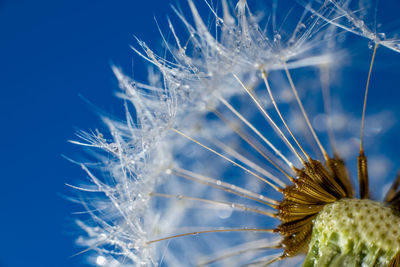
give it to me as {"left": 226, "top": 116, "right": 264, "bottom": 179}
{"left": 71, "top": 0, "right": 400, "bottom": 266}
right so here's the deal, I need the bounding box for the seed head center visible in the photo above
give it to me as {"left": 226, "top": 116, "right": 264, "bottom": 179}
{"left": 304, "top": 198, "right": 400, "bottom": 266}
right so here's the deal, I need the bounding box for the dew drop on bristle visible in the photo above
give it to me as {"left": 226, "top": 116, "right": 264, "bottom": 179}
{"left": 368, "top": 40, "right": 374, "bottom": 49}
{"left": 378, "top": 32, "right": 386, "bottom": 41}
{"left": 273, "top": 32, "right": 282, "bottom": 43}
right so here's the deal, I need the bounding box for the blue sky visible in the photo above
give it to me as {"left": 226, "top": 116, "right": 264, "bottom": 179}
{"left": 0, "top": 1, "right": 175, "bottom": 266}
{"left": 2, "top": 1, "right": 400, "bottom": 267}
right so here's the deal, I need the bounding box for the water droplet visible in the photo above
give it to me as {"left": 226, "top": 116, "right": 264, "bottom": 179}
{"left": 96, "top": 256, "right": 107, "bottom": 266}
{"left": 273, "top": 33, "right": 281, "bottom": 42}
{"left": 160, "top": 94, "right": 168, "bottom": 101}
{"left": 218, "top": 208, "right": 233, "bottom": 219}
{"left": 355, "top": 19, "right": 364, "bottom": 28}
{"left": 377, "top": 32, "right": 386, "bottom": 41}
{"left": 368, "top": 41, "right": 374, "bottom": 49}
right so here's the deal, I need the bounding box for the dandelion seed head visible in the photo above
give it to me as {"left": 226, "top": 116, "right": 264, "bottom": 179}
{"left": 70, "top": 0, "right": 400, "bottom": 266}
